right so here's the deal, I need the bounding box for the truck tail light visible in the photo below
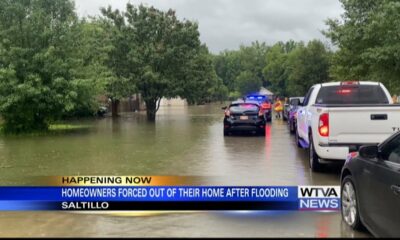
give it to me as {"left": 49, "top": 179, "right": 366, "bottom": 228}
{"left": 348, "top": 152, "right": 359, "bottom": 159}
{"left": 319, "top": 113, "right": 329, "bottom": 137}
{"left": 337, "top": 89, "right": 352, "bottom": 95}
{"left": 341, "top": 81, "right": 359, "bottom": 86}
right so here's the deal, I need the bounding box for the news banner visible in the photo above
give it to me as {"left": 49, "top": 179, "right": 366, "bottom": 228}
{"left": 0, "top": 176, "right": 340, "bottom": 211}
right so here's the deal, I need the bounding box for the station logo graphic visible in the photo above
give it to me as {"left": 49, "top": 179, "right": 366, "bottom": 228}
{"left": 298, "top": 186, "right": 340, "bottom": 211}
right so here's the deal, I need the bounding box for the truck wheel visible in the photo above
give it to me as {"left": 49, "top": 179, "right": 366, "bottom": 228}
{"left": 289, "top": 121, "right": 295, "bottom": 134}
{"left": 295, "top": 129, "right": 302, "bottom": 148}
{"left": 309, "top": 134, "right": 323, "bottom": 172}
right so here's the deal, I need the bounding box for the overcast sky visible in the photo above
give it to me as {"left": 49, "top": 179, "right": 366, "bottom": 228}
{"left": 74, "top": 0, "right": 343, "bottom": 53}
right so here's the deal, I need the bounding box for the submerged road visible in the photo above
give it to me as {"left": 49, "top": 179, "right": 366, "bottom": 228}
{"left": 0, "top": 104, "right": 370, "bottom": 237}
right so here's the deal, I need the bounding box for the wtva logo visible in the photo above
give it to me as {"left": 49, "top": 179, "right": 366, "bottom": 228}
{"left": 298, "top": 186, "right": 341, "bottom": 211}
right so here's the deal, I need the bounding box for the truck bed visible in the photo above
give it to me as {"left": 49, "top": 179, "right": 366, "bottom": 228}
{"left": 315, "top": 104, "right": 400, "bottom": 144}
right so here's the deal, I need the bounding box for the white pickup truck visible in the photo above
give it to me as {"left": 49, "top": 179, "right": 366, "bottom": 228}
{"left": 295, "top": 81, "right": 400, "bottom": 171}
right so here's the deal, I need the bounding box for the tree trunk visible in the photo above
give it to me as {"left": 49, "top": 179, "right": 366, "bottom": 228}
{"left": 145, "top": 98, "right": 161, "bottom": 122}
{"left": 111, "top": 99, "right": 120, "bottom": 118}
{"left": 146, "top": 110, "right": 156, "bottom": 121}
{"left": 145, "top": 99, "right": 156, "bottom": 121}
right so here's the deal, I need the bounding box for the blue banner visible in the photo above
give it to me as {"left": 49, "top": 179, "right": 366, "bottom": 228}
{"left": 0, "top": 186, "right": 340, "bottom": 211}
{"left": 0, "top": 186, "right": 297, "bottom": 201}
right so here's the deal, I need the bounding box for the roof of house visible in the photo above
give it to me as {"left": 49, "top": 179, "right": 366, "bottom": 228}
{"left": 259, "top": 87, "right": 274, "bottom": 95}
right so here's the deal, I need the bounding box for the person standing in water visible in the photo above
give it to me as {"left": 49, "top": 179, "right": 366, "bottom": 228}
{"left": 274, "top": 97, "right": 283, "bottom": 119}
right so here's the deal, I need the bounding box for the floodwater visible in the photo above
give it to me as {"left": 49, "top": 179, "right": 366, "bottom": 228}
{"left": 0, "top": 104, "right": 370, "bottom": 237}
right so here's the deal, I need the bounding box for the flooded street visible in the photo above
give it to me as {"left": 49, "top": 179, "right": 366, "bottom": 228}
{"left": 0, "top": 104, "right": 370, "bottom": 237}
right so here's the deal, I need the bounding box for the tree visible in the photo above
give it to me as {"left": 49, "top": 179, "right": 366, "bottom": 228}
{"left": 263, "top": 43, "right": 290, "bottom": 97}
{"left": 263, "top": 41, "right": 301, "bottom": 97}
{"left": 62, "top": 19, "right": 112, "bottom": 118}
{"left": 214, "top": 42, "right": 269, "bottom": 97}
{"left": 235, "top": 71, "right": 262, "bottom": 96}
{"left": 127, "top": 5, "right": 203, "bottom": 120}
{"left": 183, "top": 45, "right": 223, "bottom": 105}
{"left": 0, "top": 0, "right": 95, "bottom": 132}
{"left": 237, "top": 42, "right": 269, "bottom": 88}
{"left": 324, "top": 0, "right": 400, "bottom": 93}
{"left": 100, "top": 7, "right": 136, "bottom": 117}
{"left": 102, "top": 4, "right": 213, "bottom": 121}
{"left": 286, "top": 40, "right": 331, "bottom": 96}
{"left": 209, "top": 77, "right": 228, "bottom": 103}
{"left": 213, "top": 51, "right": 241, "bottom": 92}
{"left": 216, "top": 40, "right": 330, "bottom": 99}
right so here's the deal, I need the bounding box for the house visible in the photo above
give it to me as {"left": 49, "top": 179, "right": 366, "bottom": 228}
{"left": 259, "top": 87, "right": 274, "bottom": 100}
{"left": 160, "top": 97, "right": 187, "bottom": 107}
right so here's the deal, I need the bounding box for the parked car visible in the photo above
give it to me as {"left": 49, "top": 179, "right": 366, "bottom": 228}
{"left": 296, "top": 81, "right": 400, "bottom": 171}
{"left": 341, "top": 132, "right": 400, "bottom": 237}
{"left": 285, "top": 97, "right": 304, "bottom": 133}
{"left": 222, "top": 101, "right": 266, "bottom": 136}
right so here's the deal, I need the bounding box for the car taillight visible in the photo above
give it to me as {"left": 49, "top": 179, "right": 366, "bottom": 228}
{"left": 262, "top": 103, "right": 271, "bottom": 109}
{"left": 319, "top": 113, "right": 329, "bottom": 137}
{"left": 225, "top": 110, "right": 230, "bottom": 117}
{"left": 348, "top": 152, "right": 359, "bottom": 159}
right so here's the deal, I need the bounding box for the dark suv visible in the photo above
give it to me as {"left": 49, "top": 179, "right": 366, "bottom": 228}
{"left": 223, "top": 101, "right": 266, "bottom": 136}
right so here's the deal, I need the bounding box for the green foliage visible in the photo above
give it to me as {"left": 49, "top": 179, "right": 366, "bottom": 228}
{"left": 214, "top": 40, "right": 331, "bottom": 98}
{"left": 286, "top": 40, "right": 331, "bottom": 96}
{"left": 99, "top": 8, "right": 135, "bottom": 102}
{"left": 0, "top": 1, "right": 228, "bottom": 130}
{"left": 213, "top": 41, "right": 269, "bottom": 96}
{"left": 324, "top": 0, "right": 400, "bottom": 93}
{"left": 263, "top": 42, "right": 294, "bottom": 96}
{"left": 261, "top": 40, "right": 331, "bottom": 97}
{"left": 184, "top": 46, "right": 224, "bottom": 105}
{"left": 235, "top": 71, "right": 262, "bottom": 96}
{"left": 213, "top": 51, "right": 241, "bottom": 92}
{"left": 208, "top": 77, "right": 229, "bottom": 103}
{"left": 0, "top": 0, "right": 99, "bottom": 133}
{"left": 228, "top": 91, "right": 242, "bottom": 101}
{"left": 126, "top": 4, "right": 203, "bottom": 120}
{"left": 66, "top": 20, "right": 113, "bottom": 117}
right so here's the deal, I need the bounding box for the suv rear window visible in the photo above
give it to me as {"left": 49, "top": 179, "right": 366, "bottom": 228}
{"left": 229, "top": 104, "right": 259, "bottom": 112}
{"left": 315, "top": 85, "right": 389, "bottom": 104}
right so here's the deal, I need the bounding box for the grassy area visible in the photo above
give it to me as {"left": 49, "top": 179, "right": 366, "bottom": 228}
{"left": 48, "top": 124, "right": 90, "bottom": 131}
{"left": 0, "top": 123, "right": 91, "bottom": 136}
